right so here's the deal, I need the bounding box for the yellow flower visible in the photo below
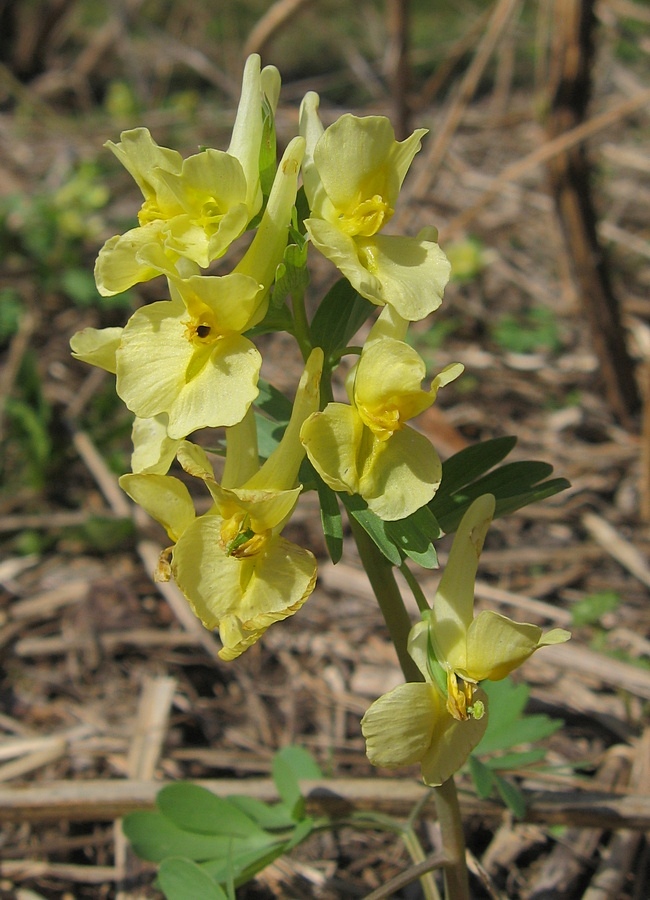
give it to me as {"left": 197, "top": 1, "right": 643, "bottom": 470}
{"left": 72, "top": 137, "right": 305, "bottom": 441}
{"left": 301, "top": 311, "right": 461, "bottom": 520}
{"left": 361, "top": 495, "right": 570, "bottom": 785}
{"left": 426, "top": 494, "right": 570, "bottom": 717}
{"left": 299, "top": 93, "right": 450, "bottom": 321}
{"left": 121, "top": 349, "right": 323, "bottom": 660}
{"left": 96, "top": 55, "right": 280, "bottom": 295}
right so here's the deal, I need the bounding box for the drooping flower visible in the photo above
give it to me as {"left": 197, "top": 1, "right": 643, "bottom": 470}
{"left": 120, "top": 348, "right": 323, "bottom": 660}
{"left": 299, "top": 92, "right": 451, "bottom": 322}
{"left": 361, "top": 495, "right": 570, "bottom": 785}
{"left": 72, "top": 137, "right": 305, "bottom": 441}
{"left": 95, "top": 55, "right": 280, "bottom": 295}
{"left": 300, "top": 309, "right": 462, "bottom": 520}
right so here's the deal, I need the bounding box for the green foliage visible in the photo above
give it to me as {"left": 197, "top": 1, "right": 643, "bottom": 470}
{"left": 467, "top": 677, "right": 563, "bottom": 817}
{"left": 492, "top": 307, "right": 562, "bottom": 354}
{"left": 1, "top": 350, "right": 52, "bottom": 491}
{"left": 341, "top": 493, "right": 441, "bottom": 568}
{"left": 0, "top": 289, "right": 22, "bottom": 344}
{"left": 446, "top": 237, "right": 486, "bottom": 283}
{"left": 0, "top": 161, "right": 130, "bottom": 312}
{"left": 309, "top": 278, "right": 376, "bottom": 363}
{"left": 123, "top": 746, "right": 324, "bottom": 898}
{"left": 570, "top": 590, "right": 620, "bottom": 626}
{"left": 430, "top": 436, "right": 570, "bottom": 534}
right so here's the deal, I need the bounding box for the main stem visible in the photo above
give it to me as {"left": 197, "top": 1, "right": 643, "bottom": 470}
{"left": 434, "top": 779, "right": 470, "bottom": 900}
{"left": 349, "top": 517, "right": 420, "bottom": 683}
{"left": 351, "top": 518, "right": 471, "bottom": 900}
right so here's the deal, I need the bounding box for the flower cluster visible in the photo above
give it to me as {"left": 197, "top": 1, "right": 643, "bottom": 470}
{"left": 71, "top": 55, "right": 570, "bottom": 789}
{"left": 71, "top": 54, "right": 454, "bottom": 660}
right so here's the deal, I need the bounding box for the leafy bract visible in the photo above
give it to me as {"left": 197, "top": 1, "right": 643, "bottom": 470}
{"left": 314, "top": 470, "right": 344, "bottom": 564}
{"left": 430, "top": 436, "right": 569, "bottom": 534}
{"left": 341, "top": 493, "right": 440, "bottom": 568}
{"left": 310, "top": 278, "right": 376, "bottom": 360}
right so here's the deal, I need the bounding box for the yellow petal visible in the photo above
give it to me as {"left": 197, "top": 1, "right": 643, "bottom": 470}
{"left": 354, "top": 233, "right": 451, "bottom": 321}
{"left": 354, "top": 338, "right": 431, "bottom": 437}
{"left": 300, "top": 404, "right": 364, "bottom": 495}
{"left": 431, "top": 494, "right": 496, "bottom": 673}
{"left": 464, "top": 611, "right": 541, "bottom": 682}
{"left": 312, "top": 115, "right": 425, "bottom": 222}
{"left": 464, "top": 611, "right": 570, "bottom": 682}
{"left": 119, "top": 473, "right": 195, "bottom": 542}
{"left": 208, "top": 483, "right": 301, "bottom": 534}
{"left": 246, "top": 347, "right": 323, "bottom": 493}
{"left": 94, "top": 224, "right": 168, "bottom": 296}
{"left": 228, "top": 53, "right": 267, "bottom": 217}
{"left": 176, "top": 441, "right": 216, "bottom": 481}
{"left": 105, "top": 128, "right": 182, "bottom": 201}
{"left": 420, "top": 688, "right": 489, "bottom": 786}
{"left": 116, "top": 299, "right": 261, "bottom": 439}
{"left": 298, "top": 91, "right": 326, "bottom": 211}
{"left": 70, "top": 327, "right": 122, "bottom": 374}
{"left": 172, "top": 519, "right": 317, "bottom": 658}
{"left": 305, "top": 218, "right": 383, "bottom": 308}
{"left": 131, "top": 415, "right": 181, "bottom": 474}
{"left": 358, "top": 426, "right": 441, "bottom": 521}
{"left": 361, "top": 682, "right": 441, "bottom": 768}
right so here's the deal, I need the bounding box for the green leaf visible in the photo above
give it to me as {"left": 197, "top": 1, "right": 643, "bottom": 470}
{"left": 158, "top": 858, "right": 228, "bottom": 900}
{"left": 340, "top": 494, "right": 402, "bottom": 566}
{"left": 272, "top": 746, "right": 322, "bottom": 820}
{"left": 156, "top": 784, "right": 264, "bottom": 838}
{"left": 571, "top": 590, "right": 620, "bottom": 626}
{"left": 383, "top": 505, "right": 441, "bottom": 568}
{"left": 284, "top": 817, "right": 316, "bottom": 851}
{"left": 255, "top": 379, "right": 293, "bottom": 423}
{"left": 314, "top": 471, "right": 343, "bottom": 564}
{"left": 225, "top": 796, "right": 296, "bottom": 831}
{"left": 434, "top": 436, "right": 517, "bottom": 502}
{"left": 254, "top": 412, "right": 286, "bottom": 461}
{"left": 431, "top": 437, "right": 569, "bottom": 534}
{"left": 277, "top": 745, "right": 323, "bottom": 780}
{"left": 482, "top": 748, "right": 547, "bottom": 770}
{"left": 475, "top": 679, "right": 562, "bottom": 756}
{"left": 253, "top": 379, "right": 292, "bottom": 460}
{"left": 122, "top": 811, "right": 239, "bottom": 862}
{"left": 201, "top": 839, "right": 289, "bottom": 887}
{"left": 494, "top": 774, "right": 527, "bottom": 818}
{"left": 310, "top": 278, "right": 376, "bottom": 360}
{"left": 468, "top": 755, "right": 495, "bottom": 799}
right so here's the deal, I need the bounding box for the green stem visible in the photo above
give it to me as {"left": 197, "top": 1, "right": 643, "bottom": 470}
{"left": 399, "top": 560, "right": 431, "bottom": 615}
{"left": 349, "top": 517, "right": 421, "bottom": 684}
{"left": 433, "top": 778, "right": 470, "bottom": 900}
{"left": 402, "top": 827, "right": 442, "bottom": 900}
